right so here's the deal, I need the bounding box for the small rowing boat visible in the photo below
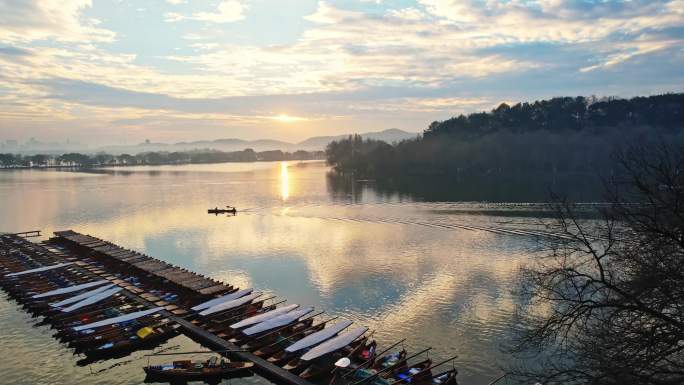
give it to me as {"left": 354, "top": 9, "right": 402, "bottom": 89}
{"left": 144, "top": 356, "right": 253, "bottom": 381}
{"left": 208, "top": 206, "right": 237, "bottom": 215}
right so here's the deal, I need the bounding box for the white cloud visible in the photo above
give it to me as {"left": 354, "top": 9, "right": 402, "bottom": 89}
{"left": 0, "top": 0, "right": 682, "bottom": 143}
{"left": 580, "top": 39, "right": 678, "bottom": 72}
{"left": 387, "top": 7, "right": 427, "bottom": 21}
{"left": 304, "top": 1, "right": 362, "bottom": 24}
{"left": 165, "top": 0, "right": 247, "bottom": 23}
{"left": 0, "top": 0, "right": 115, "bottom": 43}
{"left": 418, "top": 0, "right": 683, "bottom": 44}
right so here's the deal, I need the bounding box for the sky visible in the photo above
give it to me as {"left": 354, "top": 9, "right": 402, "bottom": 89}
{"left": 0, "top": 0, "right": 683, "bottom": 144}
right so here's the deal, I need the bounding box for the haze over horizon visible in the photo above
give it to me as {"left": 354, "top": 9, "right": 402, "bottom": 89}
{"left": 1, "top": 0, "right": 682, "bottom": 144}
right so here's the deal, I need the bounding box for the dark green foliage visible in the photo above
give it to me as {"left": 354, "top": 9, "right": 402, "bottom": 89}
{"left": 425, "top": 94, "right": 684, "bottom": 139}
{"left": 326, "top": 94, "right": 684, "bottom": 178}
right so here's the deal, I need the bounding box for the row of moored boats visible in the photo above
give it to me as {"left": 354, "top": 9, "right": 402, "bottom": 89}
{"left": 0, "top": 232, "right": 458, "bottom": 384}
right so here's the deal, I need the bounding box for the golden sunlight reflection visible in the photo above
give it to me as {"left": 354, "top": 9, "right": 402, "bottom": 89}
{"left": 280, "top": 161, "right": 290, "bottom": 201}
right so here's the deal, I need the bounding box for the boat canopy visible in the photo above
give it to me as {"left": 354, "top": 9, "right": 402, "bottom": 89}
{"left": 73, "top": 307, "right": 164, "bottom": 331}
{"left": 199, "top": 292, "right": 262, "bottom": 316}
{"left": 191, "top": 288, "right": 253, "bottom": 311}
{"left": 5, "top": 262, "right": 73, "bottom": 277}
{"left": 32, "top": 280, "right": 110, "bottom": 299}
{"left": 300, "top": 327, "right": 368, "bottom": 361}
{"left": 285, "top": 319, "right": 353, "bottom": 353}
{"left": 60, "top": 287, "right": 123, "bottom": 313}
{"left": 50, "top": 284, "right": 115, "bottom": 308}
{"left": 242, "top": 306, "right": 314, "bottom": 336}
{"left": 230, "top": 304, "right": 300, "bottom": 329}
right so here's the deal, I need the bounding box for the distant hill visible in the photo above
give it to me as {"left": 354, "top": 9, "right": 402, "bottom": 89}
{"left": 93, "top": 129, "right": 417, "bottom": 155}
{"left": 296, "top": 128, "right": 417, "bottom": 150}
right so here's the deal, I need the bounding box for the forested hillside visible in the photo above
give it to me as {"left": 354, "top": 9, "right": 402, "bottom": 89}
{"left": 326, "top": 94, "right": 684, "bottom": 178}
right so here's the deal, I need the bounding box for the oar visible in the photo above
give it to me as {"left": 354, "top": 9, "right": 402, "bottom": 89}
{"left": 213, "top": 299, "right": 287, "bottom": 326}
{"left": 388, "top": 354, "right": 459, "bottom": 385}
{"left": 204, "top": 295, "right": 277, "bottom": 321}
{"left": 330, "top": 329, "right": 375, "bottom": 375}
{"left": 249, "top": 310, "right": 325, "bottom": 342}
{"left": 202, "top": 298, "right": 284, "bottom": 330}
{"left": 261, "top": 316, "right": 340, "bottom": 349}
{"left": 194, "top": 294, "right": 274, "bottom": 322}
{"left": 145, "top": 349, "right": 247, "bottom": 356}
{"left": 343, "top": 338, "right": 406, "bottom": 377}
{"left": 351, "top": 347, "right": 432, "bottom": 385}
{"left": 205, "top": 302, "right": 287, "bottom": 334}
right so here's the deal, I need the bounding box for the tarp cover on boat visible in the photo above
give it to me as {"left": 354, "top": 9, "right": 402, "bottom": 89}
{"left": 60, "top": 287, "right": 123, "bottom": 313}
{"left": 300, "top": 326, "right": 368, "bottom": 361}
{"left": 199, "top": 292, "right": 262, "bottom": 316}
{"left": 73, "top": 307, "right": 164, "bottom": 331}
{"left": 50, "top": 284, "right": 115, "bottom": 308}
{"left": 32, "top": 280, "right": 110, "bottom": 299}
{"left": 230, "top": 304, "right": 300, "bottom": 329}
{"left": 136, "top": 326, "right": 154, "bottom": 339}
{"left": 191, "top": 288, "right": 253, "bottom": 311}
{"left": 285, "top": 319, "right": 353, "bottom": 353}
{"left": 242, "top": 306, "right": 314, "bottom": 336}
{"left": 5, "top": 262, "right": 73, "bottom": 277}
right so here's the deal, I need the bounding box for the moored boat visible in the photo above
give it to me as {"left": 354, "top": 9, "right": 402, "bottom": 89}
{"left": 143, "top": 356, "right": 253, "bottom": 381}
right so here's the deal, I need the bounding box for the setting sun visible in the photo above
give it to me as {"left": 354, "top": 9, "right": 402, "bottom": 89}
{"left": 272, "top": 114, "right": 305, "bottom": 123}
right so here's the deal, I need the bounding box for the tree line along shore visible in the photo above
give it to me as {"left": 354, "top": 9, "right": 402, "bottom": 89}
{"left": 0, "top": 148, "right": 325, "bottom": 169}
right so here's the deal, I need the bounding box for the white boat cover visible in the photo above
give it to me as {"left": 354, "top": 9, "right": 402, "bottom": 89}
{"left": 285, "top": 319, "right": 354, "bottom": 353}
{"left": 300, "top": 327, "right": 368, "bottom": 361}
{"left": 230, "top": 304, "right": 300, "bottom": 329}
{"left": 50, "top": 284, "right": 115, "bottom": 308}
{"left": 191, "top": 288, "right": 254, "bottom": 311}
{"left": 60, "top": 287, "right": 123, "bottom": 313}
{"left": 5, "top": 262, "right": 73, "bottom": 277}
{"left": 242, "top": 306, "right": 314, "bottom": 336}
{"left": 32, "top": 280, "right": 110, "bottom": 299}
{"left": 73, "top": 307, "right": 164, "bottom": 331}
{"left": 199, "top": 292, "right": 262, "bottom": 316}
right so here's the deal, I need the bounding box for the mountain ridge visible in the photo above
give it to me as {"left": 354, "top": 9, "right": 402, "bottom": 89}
{"left": 94, "top": 128, "right": 418, "bottom": 155}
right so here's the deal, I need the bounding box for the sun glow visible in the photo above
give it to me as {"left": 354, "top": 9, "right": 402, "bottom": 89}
{"left": 272, "top": 114, "right": 305, "bottom": 123}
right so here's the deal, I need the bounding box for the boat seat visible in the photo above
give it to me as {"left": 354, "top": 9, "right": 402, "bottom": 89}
{"left": 208, "top": 356, "right": 218, "bottom": 367}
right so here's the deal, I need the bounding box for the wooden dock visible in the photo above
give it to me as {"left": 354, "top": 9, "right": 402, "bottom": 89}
{"left": 54, "top": 230, "right": 231, "bottom": 296}
{"left": 115, "top": 279, "right": 314, "bottom": 385}
{"left": 0, "top": 230, "right": 450, "bottom": 385}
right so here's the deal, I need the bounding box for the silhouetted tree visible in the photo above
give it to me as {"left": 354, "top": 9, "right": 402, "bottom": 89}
{"left": 510, "top": 142, "right": 684, "bottom": 385}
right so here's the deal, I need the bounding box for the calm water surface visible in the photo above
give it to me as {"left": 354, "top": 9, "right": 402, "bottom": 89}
{"left": 0, "top": 161, "right": 556, "bottom": 385}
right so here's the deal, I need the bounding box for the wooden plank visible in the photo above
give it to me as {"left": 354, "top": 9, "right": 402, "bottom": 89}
{"left": 110, "top": 252, "right": 136, "bottom": 260}
{"left": 133, "top": 260, "right": 170, "bottom": 272}
{"left": 107, "top": 249, "right": 132, "bottom": 257}
{"left": 85, "top": 241, "right": 108, "bottom": 248}
{"left": 199, "top": 284, "right": 231, "bottom": 296}
{"left": 183, "top": 278, "right": 216, "bottom": 290}
{"left": 93, "top": 245, "right": 116, "bottom": 252}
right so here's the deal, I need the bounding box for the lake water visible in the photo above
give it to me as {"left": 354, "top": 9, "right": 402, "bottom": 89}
{"left": 0, "top": 161, "right": 569, "bottom": 385}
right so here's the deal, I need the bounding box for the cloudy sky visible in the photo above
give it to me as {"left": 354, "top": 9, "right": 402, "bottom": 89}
{"left": 0, "top": 0, "right": 682, "bottom": 144}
